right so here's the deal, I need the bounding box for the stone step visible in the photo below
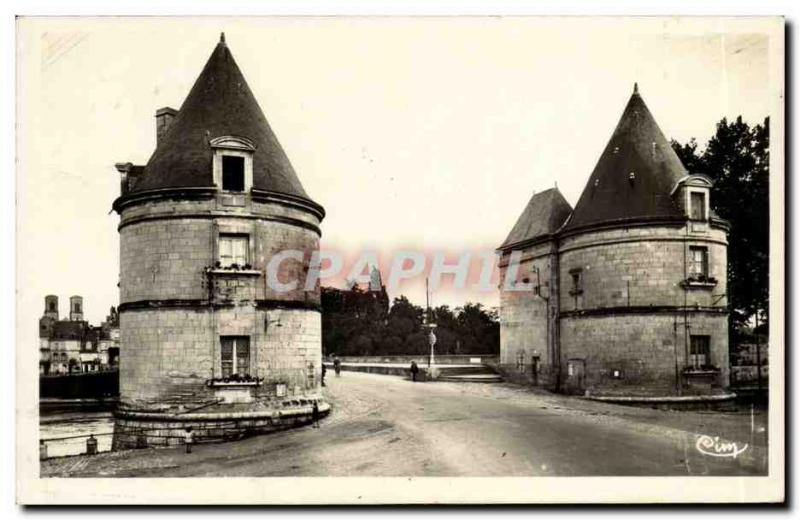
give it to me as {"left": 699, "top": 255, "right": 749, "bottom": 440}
{"left": 437, "top": 366, "right": 496, "bottom": 376}
{"left": 438, "top": 374, "right": 504, "bottom": 383}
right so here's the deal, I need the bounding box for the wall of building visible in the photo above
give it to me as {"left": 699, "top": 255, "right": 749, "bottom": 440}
{"left": 118, "top": 193, "right": 324, "bottom": 410}
{"left": 496, "top": 222, "right": 730, "bottom": 395}
{"left": 120, "top": 307, "right": 322, "bottom": 407}
{"left": 120, "top": 308, "right": 212, "bottom": 403}
{"left": 120, "top": 217, "right": 213, "bottom": 302}
{"left": 498, "top": 240, "right": 557, "bottom": 386}
{"left": 559, "top": 312, "right": 729, "bottom": 395}
{"left": 557, "top": 224, "right": 728, "bottom": 311}
{"left": 119, "top": 197, "right": 322, "bottom": 304}
{"left": 48, "top": 339, "right": 81, "bottom": 374}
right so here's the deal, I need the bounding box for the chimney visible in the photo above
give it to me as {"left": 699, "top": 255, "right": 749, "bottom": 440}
{"left": 155, "top": 107, "right": 178, "bottom": 143}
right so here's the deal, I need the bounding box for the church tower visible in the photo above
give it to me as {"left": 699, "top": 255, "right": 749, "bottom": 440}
{"left": 69, "top": 295, "right": 84, "bottom": 322}
{"left": 111, "top": 34, "right": 327, "bottom": 449}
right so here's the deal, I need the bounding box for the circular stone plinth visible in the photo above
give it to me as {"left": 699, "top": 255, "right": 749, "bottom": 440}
{"left": 111, "top": 401, "right": 330, "bottom": 450}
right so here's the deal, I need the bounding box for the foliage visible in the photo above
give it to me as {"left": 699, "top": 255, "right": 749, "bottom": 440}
{"left": 321, "top": 286, "right": 499, "bottom": 356}
{"left": 671, "top": 116, "right": 769, "bottom": 337}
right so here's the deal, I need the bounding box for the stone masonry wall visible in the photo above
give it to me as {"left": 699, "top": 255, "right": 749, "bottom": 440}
{"left": 119, "top": 308, "right": 213, "bottom": 403}
{"left": 256, "top": 309, "right": 322, "bottom": 393}
{"left": 119, "top": 196, "right": 322, "bottom": 305}
{"left": 558, "top": 224, "right": 728, "bottom": 311}
{"left": 120, "top": 218, "right": 213, "bottom": 302}
{"left": 120, "top": 307, "right": 321, "bottom": 405}
{"left": 554, "top": 223, "right": 729, "bottom": 395}
{"left": 118, "top": 193, "right": 324, "bottom": 408}
{"left": 498, "top": 240, "right": 557, "bottom": 386}
{"left": 560, "top": 312, "right": 729, "bottom": 396}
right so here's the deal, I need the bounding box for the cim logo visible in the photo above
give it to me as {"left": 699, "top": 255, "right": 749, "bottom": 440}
{"left": 695, "top": 435, "right": 749, "bottom": 459}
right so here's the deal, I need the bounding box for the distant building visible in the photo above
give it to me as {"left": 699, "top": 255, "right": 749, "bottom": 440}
{"left": 497, "top": 84, "right": 730, "bottom": 397}
{"left": 39, "top": 295, "right": 120, "bottom": 375}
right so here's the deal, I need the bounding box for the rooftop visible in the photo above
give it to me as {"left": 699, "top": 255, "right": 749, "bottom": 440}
{"left": 128, "top": 34, "right": 316, "bottom": 204}
{"left": 564, "top": 84, "right": 689, "bottom": 231}
{"left": 498, "top": 188, "right": 572, "bottom": 250}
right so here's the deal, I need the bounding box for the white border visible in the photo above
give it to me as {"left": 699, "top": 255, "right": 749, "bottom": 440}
{"left": 6, "top": 4, "right": 791, "bottom": 510}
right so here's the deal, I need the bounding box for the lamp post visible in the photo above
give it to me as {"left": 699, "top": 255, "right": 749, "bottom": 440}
{"left": 425, "top": 277, "right": 436, "bottom": 367}
{"left": 428, "top": 325, "right": 437, "bottom": 367}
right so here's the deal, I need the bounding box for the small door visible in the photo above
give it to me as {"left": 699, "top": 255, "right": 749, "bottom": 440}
{"left": 564, "top": 358, "right": 586, "bottom": 394}
{"left": 531, "top": 356, "right": 540, "bottom": 386}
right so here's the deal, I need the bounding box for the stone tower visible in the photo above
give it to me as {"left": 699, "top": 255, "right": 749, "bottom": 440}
{"left": 111, "top": 34, "right": 327, "bottom": 449}
{"left": 69, "top": 295, "right": 83, "bottom": 322}
{"left": 498, "top": 84, "right": 730, "bottom": 398}
{"left": 44, "top": 295, "right": 59, "bottom": 320}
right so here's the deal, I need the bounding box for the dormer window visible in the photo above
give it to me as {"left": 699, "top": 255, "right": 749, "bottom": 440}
{"left": 210, "top": 136, "right": 255, "bottom": 193}
{"left": 690, "top": 191, "right": 707, "bottom": 220}
{"left": 222, "top": 156, "right": 245, "bottom": 192}
{"left": 671, "top": 174, "right": 713, "bottom": 227}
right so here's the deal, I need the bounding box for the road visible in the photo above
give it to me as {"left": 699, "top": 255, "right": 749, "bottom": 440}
{"left": 42, "top": 372, "right": 768, "bottom": 477}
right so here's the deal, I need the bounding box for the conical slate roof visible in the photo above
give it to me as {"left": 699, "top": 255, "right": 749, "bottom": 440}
{"left": 564, "top": 84, "right": 687, "bottom": 231}
{"left": 132, "top": 34, "right": 312, "bottom": 201}
{"left": 499, "top": 188, "right": 572, "bottom": 250}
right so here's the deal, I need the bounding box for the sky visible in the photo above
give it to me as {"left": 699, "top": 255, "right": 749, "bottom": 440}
{"left": 17, "top": 17, "right": 777, "bottom": 325}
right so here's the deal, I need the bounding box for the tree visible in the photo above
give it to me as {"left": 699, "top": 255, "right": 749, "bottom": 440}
{"left": 672, "top": 116, "right": 770, "bottom": 337}
{"left": 321, "top": 287, "right": 501, "bottom": 356}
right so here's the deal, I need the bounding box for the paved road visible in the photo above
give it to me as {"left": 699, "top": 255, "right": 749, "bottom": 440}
{"left": 42, "top": 372, "right": 767, "bottom": 477}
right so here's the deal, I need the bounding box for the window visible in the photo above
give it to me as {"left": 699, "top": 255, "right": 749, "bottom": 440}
{"left": 74, "top": 303, "right": 81, "bottom": 313}
{"left": 220, "top": 336, "right": 250, "bottom": 378}
{"left": 689, "top": 335, "right": 711, "bottom": 368}
{"left": 568, "top": 268, "right": 583, "bottom": 294}
{"left": 222, "top": 155, "right": 245, "bottom": 192}
{"left": 568, "top": 268, "right": 583, "bottom": 309}
{"left": 516, "top": 351, "right": 526, "bottom": 372}
{"left": 690, "top": 191, "right": 707, "bottom": 220}
{"left": 688, "top": 246, "right": 709, "bottom": 278}
{"left": 211, "top": 137, "right": 254, "bottom": 193}
{"left": 218, "top": 234, "right": 248, "bottom": 267}
{"left": 48, "top": 302, "right": 56, "bottom": 312}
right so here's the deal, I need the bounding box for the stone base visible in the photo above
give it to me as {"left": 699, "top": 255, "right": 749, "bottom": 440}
{"left": 112, "top": 400, "right": 330, "bottom": 450}
{"left": 583, "top": 393, "right": 737, "bottom": 411}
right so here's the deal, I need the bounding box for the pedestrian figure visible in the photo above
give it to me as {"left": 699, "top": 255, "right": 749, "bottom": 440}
{"left": 86, "top": 434, "right": 98, "bottom": 455}
{"left": 334, "top": 357, "right": 341, "bottom": 377}
{"left": 410, "top": 361, "right": 419, "bottom": 382}
{"left": 321, "top": 363, "right": 327, "bottom": 387}
{"left": 184, "top": 426, "right": 194, "bottom": 454}
{"left": 312, "top": 401, "right": 321, "bottom": 428}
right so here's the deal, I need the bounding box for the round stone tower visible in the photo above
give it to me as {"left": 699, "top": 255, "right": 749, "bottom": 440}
{"left": 498, "top": 84, "right": 730, "bottom": 398}
{"left": 111, "top": 34, "right": 327, "bottom": 449}
{"left": 557, "top": 85, "right": 730, "bottom": 397}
